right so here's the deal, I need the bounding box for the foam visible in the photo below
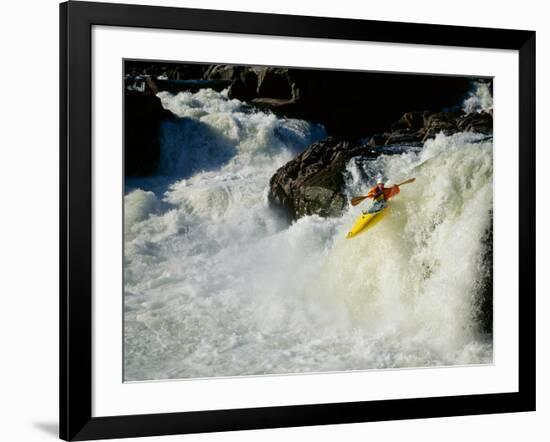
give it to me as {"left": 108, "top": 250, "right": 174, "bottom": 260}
{"left": 124, "top": 89, "right": 493, "bottom": 381}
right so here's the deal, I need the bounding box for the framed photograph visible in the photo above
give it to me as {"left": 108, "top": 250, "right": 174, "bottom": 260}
{"left": 60, "top": 1, "right": 536, "bottom": 440}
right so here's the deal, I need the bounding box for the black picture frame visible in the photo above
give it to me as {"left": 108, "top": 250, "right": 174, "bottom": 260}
{"left": 60, "top": 1, "right": 536, "bottom": 440}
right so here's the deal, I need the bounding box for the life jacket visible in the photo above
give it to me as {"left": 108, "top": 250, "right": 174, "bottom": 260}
{"left": 367, "top": 184, "right": 400, "bottom": 200}
{"left": 383, "top": 185, "right": 400, "bottom": 200}
{"left": 367, "top": 184, "right": 385, "bottom": 199}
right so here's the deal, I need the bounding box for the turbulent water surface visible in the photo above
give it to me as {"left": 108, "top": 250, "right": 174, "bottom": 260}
{"left": 124, "top": 88, "right": 493, "bottom": 381}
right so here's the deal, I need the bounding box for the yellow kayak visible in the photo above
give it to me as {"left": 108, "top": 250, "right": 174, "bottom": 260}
{"left": 346, "top": 207, "right": 388, "bottom": 239}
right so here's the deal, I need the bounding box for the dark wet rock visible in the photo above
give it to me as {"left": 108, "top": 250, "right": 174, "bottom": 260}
{"left": 390, "top": 120, "right": 409, "bottom": 132}
{"left": 457, "top": 111, "right": 493, "bottom": 135}
{"left": 228, "top": 69, "right": 259, "bottom": 102}
{"left": 203, "top": 65, "right": 242, "bottom": 81}
{"left": 399, "top": 111, "right": 428, "bottom": 131}
{"left": 229, "top": 67, "right": 472, "bottom": 139}
{"left": 378, "top": 108, "right": 494, "bottom": 146}
{"left": 367, "top": 133, "right": 389, "bottom": 147}
{"left": 258, "top": 68, "right": 493, "bottom": 220}
{"left": 385, "top": 129, "right": 424, "bottom": 145}
{"left": 414, "top": 110, "right": 493, "bottom": 141}
{"left": 268, "top": 138, "right": 379, "bottom": 219}
{"left": 269, "top": 106, "right": 493, "bottom": 219}
{"left": 145, "top": 77, "right": 159, "bottom": 94}
{"left": 228, "top": 67, "right": 299, "bottom": 101}
{"left": 434, "top": 110, "right": 465, "bottom": 123}
{"left": 422, "top": 111, "right": 463, "bottom": 140}
{"left": 124, "top": 91, "right": 175, "bottom": 176}
{"left": 250, "top": 97, "right": 299, "bottom": 115}
{"left": 256, "top": 68, "right": 296, "bottom": 100}
{"left": 125, "top": 62, "right": 486, "bottom": 141}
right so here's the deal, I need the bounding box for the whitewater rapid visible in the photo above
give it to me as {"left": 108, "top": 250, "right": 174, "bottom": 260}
{"left": 124, "top": 88, "right": 493, "bottom": 381}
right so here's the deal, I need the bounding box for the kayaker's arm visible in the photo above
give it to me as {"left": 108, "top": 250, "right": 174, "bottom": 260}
{"left": 352, "top": 187, "right": 384, "bottom": 206}
{"left": 350, "top": 178, "right": 415, "bottom": 207}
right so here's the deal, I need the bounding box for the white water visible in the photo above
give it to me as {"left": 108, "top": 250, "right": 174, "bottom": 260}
{"left": 124, "top": 88, "right": 493, "bottom": 381}
{"left": 462, "top": 81, "right": 493, "bottom": 114}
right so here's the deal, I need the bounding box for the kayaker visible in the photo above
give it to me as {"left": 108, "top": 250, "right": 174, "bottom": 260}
{"left": 347, "top": 177, "right": 415, "bottom": 238}
{"left": 364, "top": 181, "right": 400, "bottom": 214}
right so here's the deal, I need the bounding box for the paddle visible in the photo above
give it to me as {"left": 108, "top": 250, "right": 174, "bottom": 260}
{"left": 350, "top": 177, "right": 416, "bottom": 206}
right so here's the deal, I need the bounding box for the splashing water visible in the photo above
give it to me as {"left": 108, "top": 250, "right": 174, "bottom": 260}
{"left": 462, "top": 81, "right": 493, "bottom": 114}
{"left": 124, "top": 89, "right": 493, "bottom": 381}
